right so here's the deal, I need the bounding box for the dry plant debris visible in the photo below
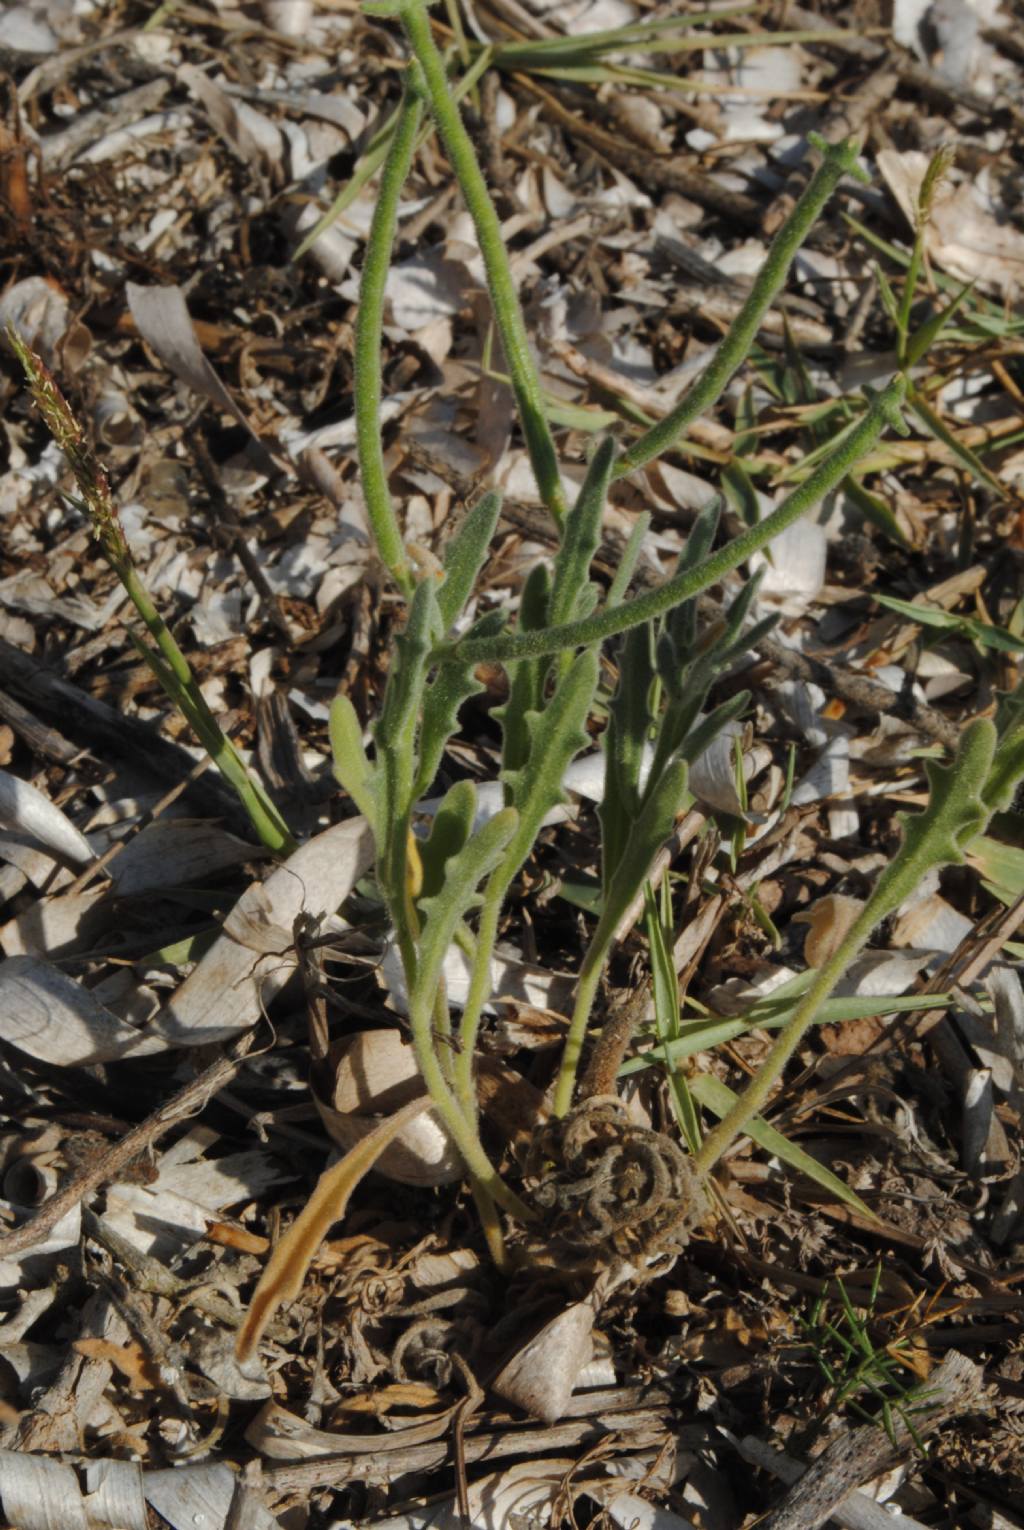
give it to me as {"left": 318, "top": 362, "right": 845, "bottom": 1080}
{"left": 0, "top": 1, "right": 1023, "bottom": 1528}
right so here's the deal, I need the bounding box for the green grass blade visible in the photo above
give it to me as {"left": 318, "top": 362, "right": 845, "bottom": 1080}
{"left": 687, "top": 1073, "right": 878, "bottom": 1220}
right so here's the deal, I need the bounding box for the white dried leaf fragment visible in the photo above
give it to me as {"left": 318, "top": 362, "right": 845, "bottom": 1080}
{"left": 0, "top": 276, "right": 85, "bottom": 370}
{"left": 0, "top": 768, "right": 92, "bottom": 865}
{"left": 1, "top": 886, "right": 108, "bottom": 958}
{"left": 145, "top": 1463, "right": 280, "bottom": 1530}
{"left": 82, "top": 1459, "right": 148, "bottom": 1530}
{"left": 108, "top": 820, "right": 260, "bottom": 897}
{"left": 0, "top": 956, "right": 162, "bottom": 1065}
{"left": 155, "top": 816, "right": 375, "bottom": 1047}
{"left": 261, "top": 0, "right": 314, "bottom": 36}
{"left": 0, "top": 1450, "right": 90, "bottom": 1530}
{"left": 491, "top": 1298, "right": 597, "bottom": 1422}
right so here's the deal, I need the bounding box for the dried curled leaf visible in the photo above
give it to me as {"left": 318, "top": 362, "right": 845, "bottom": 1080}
{"left": 236, "top": 1096, "right": 431, "bottom": 1364}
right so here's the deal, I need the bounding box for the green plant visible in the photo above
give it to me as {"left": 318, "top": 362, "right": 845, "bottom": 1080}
{"left": 9, "top": 332, "right": 296, "bottom": 858}
{"left": 322, "top": 0, "right": 945, "bottom": 1262}
{"left": 799, "top": 1267, "right": 931, "bottom": 1448}
{"left": 694, "top": 712, "right": 1024, "bottom": 1181}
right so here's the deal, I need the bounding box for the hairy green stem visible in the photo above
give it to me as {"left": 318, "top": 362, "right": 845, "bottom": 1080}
{"left": 398, "top": 0, "right": 567, "bottom": 524}
{"left": 552, "top": 931, "right": 613, "bottom": 1117}
{"left": 355, "top": 77, "right": 423, "bottom": 597}
{"left": 613, "top": 134, "right": 868, "bottom": 479}
{"left": 694, "top": 717, "right": 998, "bottom": 1175}
{"left": 408, "top": 983, "right": 534, "bottom": 1220}
{"left": 439, "top": 377, "right": 907, "bottom": 667}
{"left": 455, "top": 874, "right": 506, "bottom": 1120}
{"left": 123, "top": 567, "right": 296, "bottom": 855}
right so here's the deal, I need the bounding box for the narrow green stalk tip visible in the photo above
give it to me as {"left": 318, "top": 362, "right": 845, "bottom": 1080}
{"left": 355, "top": 77, "right": 423, "bottom": 597}
{"left": 613, "top": 134, "right": 869, "bottom": 480}
{"left": 442, "top": 377, "right": 905, "bottom": 668}
{"left": 397, "top": 0, "right": 567, "bottom": 524}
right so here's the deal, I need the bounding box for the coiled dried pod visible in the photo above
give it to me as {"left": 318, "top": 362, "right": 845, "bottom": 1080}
{"left": 525, "top": 1096, "right": 705, "bottom": 1272}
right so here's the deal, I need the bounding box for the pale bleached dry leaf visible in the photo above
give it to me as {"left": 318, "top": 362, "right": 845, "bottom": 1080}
{"left": 92, "top": 386, "right": 139, "bottom": 447}
{"left": 0, "top": 1450, "right": 91, "bottom": 1530}
{"left": 261, "top": 0, "right": 314, "bottom": 38}
{"left": 834, "top": 949, "right": 932, "bottom": 998}
{"left": 145, "top": 1463, "right": 280, "bottom": 1530}
{"left": 1, "top": 887, "right": 108, "bottom": 958}
{"left": 107, "top": 820, "right": 261, "bottom": 897}
{"left": 386, "top": 248, "right": 478, "bottom": 332}
{"left": 103, "top": 1141, "right": 292, "bottom": 1261}
{"left": 751, "top": 515, "right": 827, "bottom": 610}
{"left": 603, "top": 1488, "right": 699, "bottom": 1530}
{"left": 0, "top": 833, "right": 64, "bottom": 891}
{"left": 891, "top": 892, "right": 973, "bottom": 954}
{"left": 983, "top": 966, "right": 1024, "bottom": 1085}
{"left": 698, "top": 44, "right": 803, "bottom": 145}
{"left": 82, "top": 1460, "right": 149, "bottom": 1530}
{"left": 491, "top": 1296, "right": 598, "bottom": 1423}
{"left": 0, "top": 767, "right": 92, "bottom": 866}
{"left": 287, "top": 201, "right": 358, "bottom": 282}
{"left": 0, "top": 5, "right": 59, "bottom": 52}
{"left": 317, "top": 1029, "right": 462, "bottom": 1187}
{"left": 126, "top": 283, "right": 280, "bottom": 474}
{"left": 0, "top": 275, "right": 89, "bottom": 371}
{"left": 154, "top": 816, "right": 375, "bottom": 1048}
{"left": 892, "top": 0, "right": 1005, "bottom": 95}
{"left": 688, "top": 734, "right": 771, "bottom": 821}
{"left": 0, "top": 955, "right": 162, "bottom": 1064}
{"left": 961, "top": 1065, "right": 994, "bottom": 1177}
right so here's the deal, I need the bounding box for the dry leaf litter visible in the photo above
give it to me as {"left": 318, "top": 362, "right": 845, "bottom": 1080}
{"left": 0, "top": 1, "right": 1023, "bottom": 1528}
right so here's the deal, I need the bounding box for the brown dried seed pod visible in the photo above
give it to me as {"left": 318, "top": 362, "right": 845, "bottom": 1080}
{"left": 525, "top": 1096, "right": 705, "bottom": 1272}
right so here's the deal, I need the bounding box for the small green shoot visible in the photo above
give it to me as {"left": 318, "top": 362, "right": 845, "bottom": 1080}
{"left": 799, "top": 1269, "right": 932, "bottom": 1450}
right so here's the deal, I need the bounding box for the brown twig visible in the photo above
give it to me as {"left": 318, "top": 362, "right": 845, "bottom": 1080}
{"left": 262, "top": 1392, "right": 682, "bottom": 1492}
{"left": 0, "top": 1033, "right": 258, "bottom": 1260}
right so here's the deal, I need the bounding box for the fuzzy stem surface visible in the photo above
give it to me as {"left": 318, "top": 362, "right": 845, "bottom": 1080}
{"left": 355, "top": 78, "right": 423, "bottom": 596}
{"left": 553, "top": 932, "right": 612, "bottom": 1117}
{"left": 440, "top": 378, "right": 907, "bottom": 667}
{"left": 613, "top": 134, "right": 867, "bottom": 479}
{"left": 399, "top": 0, "right": 567, "bottom": 524}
